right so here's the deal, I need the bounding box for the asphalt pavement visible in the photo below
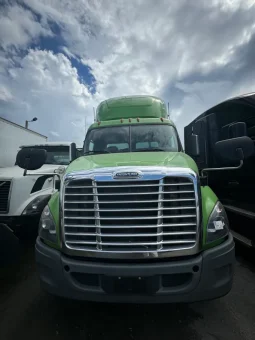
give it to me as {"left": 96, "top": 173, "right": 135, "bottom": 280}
{"left": 0, "top": 239, "right": 255, "bottom": 340}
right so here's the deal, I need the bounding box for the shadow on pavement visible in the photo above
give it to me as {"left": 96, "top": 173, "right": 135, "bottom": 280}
{"left": 17, "top": 293, "right": 203, "bottom": 340}
{"left": 1, "top": 234, "right": 255, "bottom": 340}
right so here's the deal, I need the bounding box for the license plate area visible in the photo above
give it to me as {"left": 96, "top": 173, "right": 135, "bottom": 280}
{"left": 101, "top": 275, "right": 160, "bottom": 295}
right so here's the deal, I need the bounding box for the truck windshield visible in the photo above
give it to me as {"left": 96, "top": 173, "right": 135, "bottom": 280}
{"left": 22, "top": 146, "right": 70, "bottom": 165}
{"left": 84, "top": 125, "right": 180, "bottom": 155}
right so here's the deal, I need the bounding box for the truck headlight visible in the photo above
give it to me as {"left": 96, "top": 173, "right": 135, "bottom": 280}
{"left": 206, "top": 201, "right": 229, "bottom": 243}
{"left": 38, "top": 205, "right": 57, "bottom": 243}
{"left": 22, "top": 194, "right": 51, "bottom": 215}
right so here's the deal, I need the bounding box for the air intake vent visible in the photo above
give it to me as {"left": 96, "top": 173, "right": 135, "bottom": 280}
{"left": 0, "top": 180, "right": 11, "bottom": 213}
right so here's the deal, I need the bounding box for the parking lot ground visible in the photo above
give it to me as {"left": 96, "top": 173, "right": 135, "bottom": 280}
{"left": 0, "top": 240, "right": 255, "bottom": 340}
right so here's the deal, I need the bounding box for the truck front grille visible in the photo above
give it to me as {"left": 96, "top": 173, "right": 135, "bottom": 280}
{"left": 0, "top": 180, "right": 11, "bottom": 213}
{"left": 63, "top": 175, "right": 198, "bottom": 256}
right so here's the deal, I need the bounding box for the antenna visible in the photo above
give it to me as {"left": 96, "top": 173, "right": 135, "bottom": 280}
{"left": 167, "top": 102, "right": 170, "bottom": 119}
{"left": 85, "top": 117, "right": 87, "bottom": 136}
{"left": 93, "top": 107, "right": 96, "bottom": 122}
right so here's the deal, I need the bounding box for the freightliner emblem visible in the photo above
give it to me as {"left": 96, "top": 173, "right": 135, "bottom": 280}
{"left": 113, "top": 171, "right": 142, "bottom": 179}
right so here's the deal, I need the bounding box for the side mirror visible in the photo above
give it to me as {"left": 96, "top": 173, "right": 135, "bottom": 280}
{"left": 190, "top": 134, "right": 200, "bottom": 156}
{"left": 70, "top": 142, "right": 77, "bottom": 162}
{"left": 215, "top": 136, "right": 254, "bottom": 162}
{"left": 16, "top": 148, "right": 47, "bottom": 170}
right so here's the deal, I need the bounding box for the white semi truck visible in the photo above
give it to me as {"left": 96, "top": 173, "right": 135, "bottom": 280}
{"left": 0, "top": 142, "right": 80, "bottom": 234}
{"left": 0, "top": 117, "right": 48, "bottom": 168}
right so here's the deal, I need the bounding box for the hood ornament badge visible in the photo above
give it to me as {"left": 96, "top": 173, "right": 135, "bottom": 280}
{"left": 113, "top": 170, "right": 142, "bottom": 180}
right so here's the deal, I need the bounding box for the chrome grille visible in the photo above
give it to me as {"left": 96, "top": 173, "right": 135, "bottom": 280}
{"left": 63, "top": 174, "right": 198, "bottom": 256}
{"left": 0, "top": 180, "right": 11, "bottom": 213}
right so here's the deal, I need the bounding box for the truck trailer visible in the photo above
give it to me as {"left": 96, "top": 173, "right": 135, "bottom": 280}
{"left": 185, "top": 92, "right": 255, "bottom": 247}
{"left": 15, "top": 95, "right": 247, "bottom": 303}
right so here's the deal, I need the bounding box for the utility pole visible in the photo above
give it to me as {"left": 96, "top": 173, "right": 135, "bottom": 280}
{"left": 93, "top": 107, "right": 96, "bottom": 122}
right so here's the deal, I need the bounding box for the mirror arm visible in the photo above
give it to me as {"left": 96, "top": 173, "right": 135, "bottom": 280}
{"left": 22, "top": 157, "right": 31, "bottom": 176}
{"left": 201, "top": 160, "right": 243, "bottom": 177}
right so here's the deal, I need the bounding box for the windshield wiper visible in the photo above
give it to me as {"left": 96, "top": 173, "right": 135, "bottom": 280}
{"left": 133, "top": 148, "right": 166, "bottom": 152}
{"left": 84, "top": 148, "right": 170, "bottom": 155}
{"left": 84, "top": 150, "right": 110, "bottom": 155}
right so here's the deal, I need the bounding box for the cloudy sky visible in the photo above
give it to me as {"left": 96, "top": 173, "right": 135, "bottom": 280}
{"left": 1, "top": 0, "right": 255, "bottom": 146}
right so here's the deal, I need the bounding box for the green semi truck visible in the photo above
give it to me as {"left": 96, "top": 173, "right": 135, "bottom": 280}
{"left": 16, "top": 95, "right": 254, "bottom": 303}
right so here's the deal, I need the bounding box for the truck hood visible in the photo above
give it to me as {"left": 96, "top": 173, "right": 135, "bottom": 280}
{"left": 0, "top": 164, "right": 64, "bottom": 178}
{"left": 67, "top": 152, "right": 198, "bottom": 174}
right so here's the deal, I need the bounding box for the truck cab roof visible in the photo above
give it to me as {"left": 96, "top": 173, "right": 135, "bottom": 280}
{"left": 20, "top": 142, "right": 73, "bottom": 148}
{"left": 186, "top": 92, "right": 255, "bottom": 127}
{"left": 89, "top": 117, "right": 176, "bottom": 130}
{"left": 96, "top": 95, "right": 168, "bottom": 122}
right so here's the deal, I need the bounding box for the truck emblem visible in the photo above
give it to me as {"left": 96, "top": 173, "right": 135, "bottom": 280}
{"left": 113, "top": 171, "right": 142, "bottom": 179}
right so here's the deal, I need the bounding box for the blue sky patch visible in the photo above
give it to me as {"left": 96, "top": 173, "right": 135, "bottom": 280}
{"left": 29, "top": 32, "right": 97, "bottom": 94}
{"left": 69, "top": 57, "right": 96, "bottom": 94}
{"left": 15, "top": 3, "right": 97, "bottom": 94}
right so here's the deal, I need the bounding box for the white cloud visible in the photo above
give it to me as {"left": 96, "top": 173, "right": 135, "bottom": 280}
{"left": 22, "top": 0, "right": 255, "bottom": 81}
{"left": 50, "top": 131, "right": 60, "bottom": 137}
{"left": 28, "top": 2, "right": 255, "bottom": 93}
{"left": 1, "top": 0, "right": 255, "bottom": 145}
{"left": 172, "top": 80, "right": 234, "bottom": 142}
{"left": 0, "top": 85, "right": 13, "bottom": 102}
{"left": 0, "top": 3, "right": 51, "bottom": 50}
{"left": 1, "top": 49, "right": 93, "bottom": 146}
